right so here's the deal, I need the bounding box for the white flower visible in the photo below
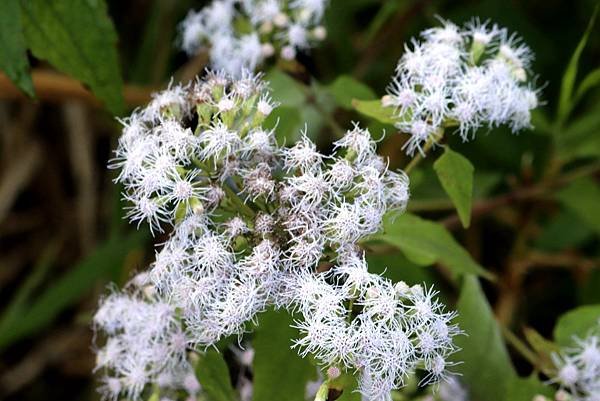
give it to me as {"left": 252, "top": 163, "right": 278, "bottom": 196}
{"left": 385, "top": 19, "right": 539, "bottom": 155}
{"left": 257, "top": 94, "right": 277, "bottom": 116}
{"left": 550, "top": 325, "right": 600, "bottom": 399}
{"left": 103, "top": 71, "right": 461, "bottom": 401}
{"left": 223, "top": 216, "right": 250, "bottom": 239}
{"left": 333, "top": 124, "right": 376, "bottom": 165}
{"left": 179, "top": 0, "right": 329, "bottom": 75}
{"left": 282, "top": 132, "right": 322, "bottom": 172}
{"left": 197, "top": 121, "right": 241, "bottom": 164}
{"left": 192, "top": 233, "right": 234, "bottom": 276}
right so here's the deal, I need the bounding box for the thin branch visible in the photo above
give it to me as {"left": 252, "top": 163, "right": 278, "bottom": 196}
{"left": 441, "top": 161, "right": 600, "bottom": 229}
{"left": 0, "top": 70, "right": 155, "bottom": 108}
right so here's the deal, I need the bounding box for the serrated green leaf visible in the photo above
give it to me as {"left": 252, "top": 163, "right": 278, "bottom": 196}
{"left": 452, "top": 276, "right": 517, "bottom": 401}
{"left": 352, "top": 99, "right": 396, "bottom": 125}
{"left": 328, "top": 75, "right": 376, "bottom": 109}
{"left": 0, "top": 232, "right": 146, "bottom": 349}
{"left": 253, "top": 309, "right": 315, "bottom": 401}
{"left": 20, "top": 0, "right": 124, "bottom": 114}
{"left": 373, "top": 213, "right": 493, "bottom": 280}
{"left": 195, "top": 349, "right": 239, "bottom": 401}
{"left": 557, "top": 6, "right": 598, "bottom": 123}
{"left": 433, "top": 147, "right": 474, "bottom": 228}
{"left": 554, "top": 304, "right": 600, "bottom": 346}
{"left": 0, "top": 0, "right": 34, "bottom": 96}
{"left": 504, "top": 374, "right": 553, "bottom": 401}
{"left": 555, "top": 177, "right": 600, "bottom": 235}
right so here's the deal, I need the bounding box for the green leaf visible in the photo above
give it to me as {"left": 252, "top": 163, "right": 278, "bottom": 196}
{"left": 555, "top": 177, "right": 600, "bottom": 235}
{"left": 20, "top": 0, "right": 124, "bottom": 114}
{"left": 373, "top": 213, "right": 493, "bottom": 280}
{"left": 0, "top": 242, "right": 59, "bottom": 338}
{"left": 433, "top": 147, "right": 474, "bottom": 228}
{"left": 557, "top": 6, "right": 598, "bottom": 123}
{"left": 452, "top": 276, "right": 517, "bottom": 401}
{"left": 328, "top": 75, "right": 376, "bottom": 109}
{"left": 556, "top": 108, "right": 600, "bottom": 160}
{"left": 530, "top": 109, "right": 554, "bottom": 136}
{"left": 553, "top": 304, "right": 600, "bottom": 346}
{"left": 523, "top": 327, "right": 561, "bottom": 356}
{"left": 523, "top": 327, "right": 560, "bottom": 371}
{"left": 574, "top": 67, "right": 600, "bottom": 105}
{"left": 504, "top": 375, "right": 553, "bottom": 401}
{"left": 253, "top": 309, "right": 315, "bottom": 401}
{"left": 0, "top": 0, "right": 34, "bottom": 96}
{"left": 0, "top": 232, "right": 146, "bottom": 349}
{"left": 265, "top": 106, "right": 303, "bottom": 145}
{"left": 352, "top": 99, "right": 396, "bottom": 125}
{"left": 366, "top": 253, "right": 436, "bottom": 287}
{"left": 363, "top": 0, "right": 406, "bottom": 44}
{"left": 535, "top": 209, "right": 593, "bottom": 251}
{"left": 195, "top": 349, "right": 239, "bottom": 401}
{"left": 265, "top": 69, "right": 305, "bottom": 107}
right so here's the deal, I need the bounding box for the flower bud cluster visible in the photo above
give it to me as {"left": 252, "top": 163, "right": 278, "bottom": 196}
{"left": 550, "top": 323, "right": 600, "bottom": 401}
{"left": 96, "top": 72, "right": 459, "bottom": 401}
{"left": 382, "top": 19, "right": 540, "bottom": 156}
{"left": 180, "top": 0, "right": 329, "bottom": 76}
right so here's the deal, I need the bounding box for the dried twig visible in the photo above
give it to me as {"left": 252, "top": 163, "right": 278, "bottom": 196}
{"left": 64, "top": 102, "right": 97, "bottom": 253}
{"left": 0, "top": 70, "right": 155, "bottom": 108}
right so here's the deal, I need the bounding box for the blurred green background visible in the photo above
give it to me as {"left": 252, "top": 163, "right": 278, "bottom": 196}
{"left": 0, "top": 0, "right": 598, "bottom": 400}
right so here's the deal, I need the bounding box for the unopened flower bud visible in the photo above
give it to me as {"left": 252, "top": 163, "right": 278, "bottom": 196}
{"left": 312, "top": 26, "right": 327, "bottom": 41}
{"left": 327, "top": 366, "right": 341, "bottom": 380}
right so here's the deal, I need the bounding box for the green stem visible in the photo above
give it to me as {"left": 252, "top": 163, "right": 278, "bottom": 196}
{"left": 501, "top": 326, "right": 548, "bottom": 374}
{"left": 404, "top": 139, "right": 434, "bottom": 174}
{"left": 222, "top": 183, "right": 255, "bottom": 218}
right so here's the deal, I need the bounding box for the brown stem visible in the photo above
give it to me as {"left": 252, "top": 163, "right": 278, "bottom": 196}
{"left": 0, "top": 70, "right": 155, "bottom": 108}
{"left": 441, "top": 161, "right": 600, "bottom": 230}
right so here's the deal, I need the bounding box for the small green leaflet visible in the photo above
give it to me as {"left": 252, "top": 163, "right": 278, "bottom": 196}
{"left": 553, "top": 304, "right": 600, "bottom": 346}
{"left": 195, "top": 349, "right": 239, "bottom": 401}
{"left": 352, "top": 99, "right": 396, "bottom": 125}
{"left": 433, "top": 146, "right": 474, "bottom": 228}
{"left": 557, "top": 6, "right": 598, "bottom": 124}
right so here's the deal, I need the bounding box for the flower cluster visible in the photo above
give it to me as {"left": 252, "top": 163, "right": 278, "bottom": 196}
{"left": 291, "top": 253, "right": 461, "bottom": 400}
{"left": 94, "top": 286, "right": 200, "bottom": 401}
{"left": 382, "top": 19, "right": 540, "bottom": 155}
{"left": 550, "top": 324, "right": 600, "bottom": 401}
{"left": 95, "top": 72, "right": 459, "bottom": 401}
{"left": 180, "top": 0, "right": 329, "bottom": 76}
